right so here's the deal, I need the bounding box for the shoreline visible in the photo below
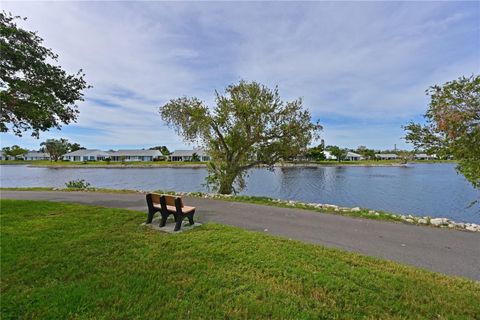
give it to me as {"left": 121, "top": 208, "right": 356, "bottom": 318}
{"left": 1, "top": 187, "right": 478, "bottom": 232}
{"left": 0, "top": 159, "right": 456, "bottom": 169}
{"left": 274, "top": 162, "right": 408, "bottom": 167}
{"left": 2, "top": 162, "right": 424, "bottom": 169}
{"left": 28, "top": 164, "right": 208, "bottom": 169}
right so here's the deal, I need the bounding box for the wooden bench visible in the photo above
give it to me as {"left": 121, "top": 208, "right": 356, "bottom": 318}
{"left": 145, "top": 193, "right": 196, "bottom": 231}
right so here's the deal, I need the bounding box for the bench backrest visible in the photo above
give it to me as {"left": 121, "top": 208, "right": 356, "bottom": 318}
{"left": 163, "top": 194, "right": 183, "bottom": 208}
{"left": 149, "top": 193, "right": 183, "bottom": 208}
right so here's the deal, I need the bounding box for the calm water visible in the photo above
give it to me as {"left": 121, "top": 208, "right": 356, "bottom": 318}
{"left": 1, "top": 163, "right": 479, "bottom": 223}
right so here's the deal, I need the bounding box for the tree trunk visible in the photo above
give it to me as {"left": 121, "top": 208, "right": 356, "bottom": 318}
{"left": 217, "top": 167, "right": 239, "bottom": 194}
{"left": 218, "top": 182, "right": 234, "bottom": 194}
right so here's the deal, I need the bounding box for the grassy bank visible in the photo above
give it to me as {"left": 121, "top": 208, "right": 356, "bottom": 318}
{"left": 0, "top": 187, "right": 402, "bottom": 222}
{"left": 1, "top": 200, "right": 478, "bottom": 319}
{"left": 3, "top": 188, "right": 477, "bottom": 230}
{"left": 1, "top": 159, "right": 455, "bottom": 167}
{"left": 0, "top": 160, "right": 207, "bottom": 167}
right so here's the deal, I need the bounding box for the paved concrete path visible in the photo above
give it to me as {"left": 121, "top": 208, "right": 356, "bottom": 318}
{"left": 2, "top": 190, "right": 479, "bottom": 280}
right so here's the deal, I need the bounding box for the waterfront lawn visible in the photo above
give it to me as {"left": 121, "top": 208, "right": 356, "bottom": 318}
{"left": 1, "top": 200, "right": 479, "bottom": 319}
{"left": 0, "top": 188, "right": 404, "bottom": 222}
{"left": 0, "top": 160, "right": 207, "bottom": 166}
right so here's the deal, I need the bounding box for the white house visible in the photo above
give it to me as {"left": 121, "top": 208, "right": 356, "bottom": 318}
{"left": 345, "top": 151, "right": 362, "bottom": 161}
{"left": 375, "top": 153, "right": 398, "bottom": 160}
{"left": 23, "top": 151, "right": 50, "bottom": 161}
{"left": 415, "top": 153, "right": 436, "bottom": 160}
{"left": 63, "top": 149, "right": 112, "bottom": 162}
{"left": 322, "top": 150, "right": 337, "bottom": 160}
{"left": 109, "top": 149, "right": 162, "bottom": 162}
{"left": 170, "top": 149, "right": 210, "bottom": 162}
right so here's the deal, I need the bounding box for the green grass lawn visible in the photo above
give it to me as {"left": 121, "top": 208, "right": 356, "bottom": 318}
{"left": 1, "top": 200, "right": 478, "bottom": 319}
{"left": 0, "top": 160, "right": 207, "bottom": 166}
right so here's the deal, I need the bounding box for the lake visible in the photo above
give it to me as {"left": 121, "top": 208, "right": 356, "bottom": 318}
{"left": 1, "top": 163, "right": 479, "bottom": 223}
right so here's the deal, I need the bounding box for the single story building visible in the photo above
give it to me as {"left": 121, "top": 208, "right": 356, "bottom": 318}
{"left": 375, "top": 153, "right": 398, "bottom": 160}
{"left": 345, "top": 151, "right": 362, "bottom": 161}
{"left": 63, "top": 149, "right": 112, "bottom": 162}
{"left": 415, "top": 153, "right": 436, "bottom": 160}
{"left": 108, "top": 149, "right": 162, "bottom": 162}
{"left": 23, "top": 151, "right": 50, "bottom": 161}
{"left": 170, "top": 149, "right": 210, "bottom": 162}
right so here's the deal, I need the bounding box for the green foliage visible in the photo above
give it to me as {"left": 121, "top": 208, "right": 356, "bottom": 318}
{"left": 149, "top": 145, "right": 170, "bottom": 156}
{"left": 328, "top": 146, "right": 347, "bottom": 162}
{"left": 68, "top": 143, "right": 85, "bottom": 152}
{"left": 305, "top": 144, "right": 326, "bottom": 161}
{"left": 2, "top": 200, "right": 479, "bottom": 319}
{"left": 160, "top": 81, "right": 322, "bottom": 194}
{"left": 191, "top": 152, "right": 200, "bottom": 162}
{"left": 396, "top": 151, "right": 414, "bottom": 164}
{"left": 404, "top": 75, "right": 480, "bottom": 188}
{"left": 40, "top": 138, "right": 70, "bottom": 161}
{"left": 1, "top": 144, "right": 27, "bottom": 158}
{"left": 0, "top": 13, "right": 90, "bottom": 137}
{"left": 356, "top": 146, "right": 376, "bottom": 160}
{"left": 65, "top": 179, "right": 91, "bottom": 189}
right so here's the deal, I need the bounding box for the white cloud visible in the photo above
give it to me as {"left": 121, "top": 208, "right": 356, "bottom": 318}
{"left": 1, "top": 1, "right": 478, "bottom": 150}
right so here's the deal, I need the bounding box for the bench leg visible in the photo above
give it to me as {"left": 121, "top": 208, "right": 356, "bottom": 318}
{"left": 188, "top": 210, "right": 195, "bottom": 225}
{"left": 146, "top": 209, "right": 156, "bottom": 224}
{"left": 174, "top": 216, "right": 183, "bottom": 231}
{"left": 159, "top": 212, "right": 169, "bottom": 227}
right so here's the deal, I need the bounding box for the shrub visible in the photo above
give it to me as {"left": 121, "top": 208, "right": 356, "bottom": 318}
{"left": 65, "top": 179, "right": 91, "bottom": 189}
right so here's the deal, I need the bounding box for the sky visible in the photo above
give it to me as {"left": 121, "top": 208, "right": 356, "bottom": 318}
{"left": 1, "top": 1, "right": 479, "bottom": 151}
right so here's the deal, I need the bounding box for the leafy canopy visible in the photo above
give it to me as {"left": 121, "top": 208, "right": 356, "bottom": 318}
{"left": 404, "top": 75, "right": 480, "bottom": 188}
{"left": 68, "top": 143, "right": 85, "bottom": 152}
{"left": 356, "top": 146, "right": 376, "bottom": 160}
{"left": 2, "top": 144, "right": 27, "bottom": 158}
{"left": 149, "top": 145, "right": 170, "bottom": 156}
{"left": 160, "top": 81, "right": 321, "bottom": 194}
{"left": 40, "top": 138, "right": 70, "bottom": 161}
{"left": 0, "top": 12, "right": 90, "bottom": 137}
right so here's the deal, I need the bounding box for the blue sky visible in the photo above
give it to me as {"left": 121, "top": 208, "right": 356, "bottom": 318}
{"left": 1, "top": 1, "right": 479, "bottom": 151}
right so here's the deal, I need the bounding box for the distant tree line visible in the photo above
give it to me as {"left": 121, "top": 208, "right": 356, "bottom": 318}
{"left": 1, "top": 139, "right": 85, "bottom": 161}
{"left": 301, "top": 144, "right": 449, "bottom": 163}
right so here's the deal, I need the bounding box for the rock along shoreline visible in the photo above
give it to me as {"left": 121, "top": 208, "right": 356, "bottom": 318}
{"left": 167, "top": 191, "right": 479, "bottom": 233}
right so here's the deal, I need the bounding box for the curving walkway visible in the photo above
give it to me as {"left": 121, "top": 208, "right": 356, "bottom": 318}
{"left": 1, "top": 190, "right": 479, "bottom": 280}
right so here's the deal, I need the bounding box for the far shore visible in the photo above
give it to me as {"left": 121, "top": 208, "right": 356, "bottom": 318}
{"left": 0, "top": 159, "right": 455, "bottom": 169}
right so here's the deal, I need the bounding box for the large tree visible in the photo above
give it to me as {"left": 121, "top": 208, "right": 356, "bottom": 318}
{"left": 404, "top": 75, "right": 479, "bottom": 188}
{"left": 40, "top": 138, "right": 70, "bottom": 161}
{"left": 2, "top": 144, "right": 27, "bottom": 159}
{"left": 160, "top": 81, "right": 322, "bottom": 194}
{"left": 0, "top": 12, "right": 90, "bottom": 137}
